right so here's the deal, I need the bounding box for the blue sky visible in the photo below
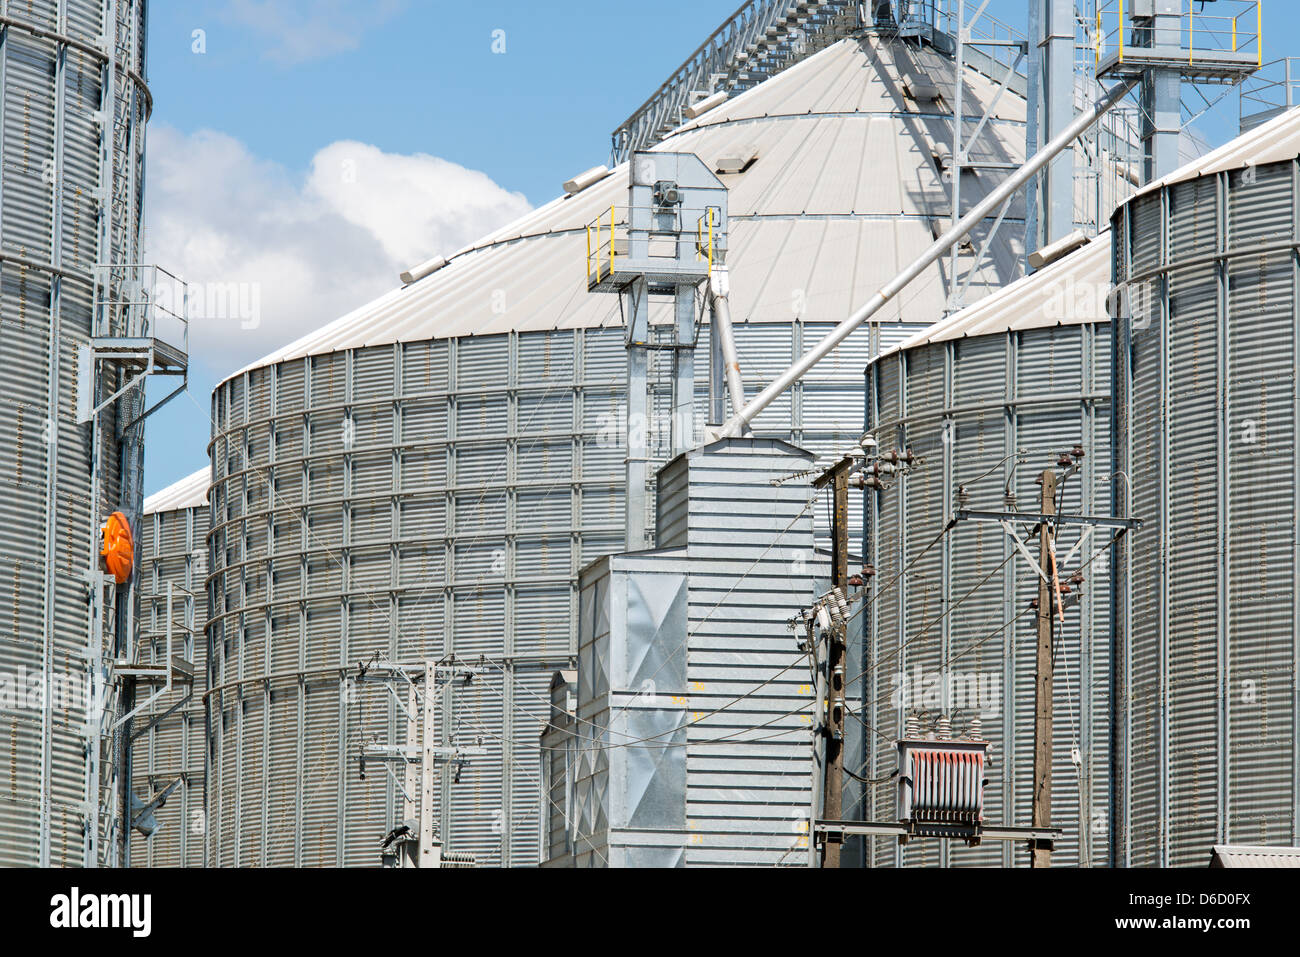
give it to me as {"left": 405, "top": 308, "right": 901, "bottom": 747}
{"left": 139, "top": 0, "right": 1292, "bottom": 495}
{"left": 141, "top": 0, "right": 735, "bottom": 494}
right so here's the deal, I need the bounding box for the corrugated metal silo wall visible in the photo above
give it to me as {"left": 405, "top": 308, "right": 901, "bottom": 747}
{"left": 1114, "top": 158, "right": 1300, "bottom": 867}
{"left": 129, "top": 499, "right": 209, "bottom": 867}
{"left": 205, "top": 319, "right": 924, "bottom": 867}
{"left": 0, "top": 0, "right": 148, "bottom": 868}
{"left": 864, "top": 323, "right": 1112, "bottom": 867}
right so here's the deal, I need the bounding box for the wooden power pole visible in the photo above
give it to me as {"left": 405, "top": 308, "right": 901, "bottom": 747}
{"left": 1031, "top": 469, "right": 1057, "bottom": 868}
{"left": 813, "top": 457, "right": 853, "bottom": 867}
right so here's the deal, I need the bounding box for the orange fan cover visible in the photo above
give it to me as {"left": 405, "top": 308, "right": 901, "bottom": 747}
{"left": 101, "top": 511, "right": 134, "bottom": 585}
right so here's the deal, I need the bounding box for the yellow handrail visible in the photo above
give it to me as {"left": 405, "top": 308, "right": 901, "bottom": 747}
{"left": 1258, "top": 1, "right": 1263, "bottom": 67}
{"left": 1119, "top": 0, "right": 1124, "bottom": 63}
{"left": 609, "top": 205, "right": 615, "bottom": 277}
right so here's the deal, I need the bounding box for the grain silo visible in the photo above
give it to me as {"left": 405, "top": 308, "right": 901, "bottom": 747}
{"left": 0, "top": 0, "right": 170, "bottom": 868}
{"left": 1111, "top": 107, "right": 1300, "bottom": 867}
{"left": 129, "top": 469, "right": 209, "bottom": 868}
{"left": 863, "top": 233, "right": 1114, "bottom": 867}
{"left": 203, "top": 33, "right": 1031, "bottom": 867}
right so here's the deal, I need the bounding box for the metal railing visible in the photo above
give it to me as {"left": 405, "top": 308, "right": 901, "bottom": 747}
{"left": 93, "top": 263, "right": 190, "bottom": 354}
{"left": 586, "top": 206, "right": 621, "bottom": 286}
{"left": 695, "top": 207, "right": 721, "bottom": 275}
{"left": 929, "top": 0, "right": 1029, "bottom": 80}
{"left": 1241, "top": 57, "right": 1300, "bottom": 129}
{"left": 609, "top": 0, "right": 862, "bottom": 162}
{"left": 586, "top": 206, "right": 724, "bottom": 285}
{"left": 1094, "top": 0, "right": 1261, "bottom": 69}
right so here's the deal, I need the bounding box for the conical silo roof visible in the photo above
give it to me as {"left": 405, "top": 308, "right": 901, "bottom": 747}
{"left": 227, "top": 35, "right": 1028, "bottom": 380}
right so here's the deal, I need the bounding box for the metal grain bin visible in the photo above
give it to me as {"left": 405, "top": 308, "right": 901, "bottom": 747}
{"left": 863, "top": 234, "right": 1114, "bottom": 867}
{"left": 0, "top": 0, "right": 150, "bottom": 868}
{"left": 204, "top": 36, "right": 1030, "bottom": 867}
{"left": 129, "top": 469, "right": 209, "bottom": 867}
{"left": 1112, "top": 108, "right": 1300, "bottom": 866}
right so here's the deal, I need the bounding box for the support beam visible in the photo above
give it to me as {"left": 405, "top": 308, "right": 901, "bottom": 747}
{"left": 672, "top": 285, "right": 697, "bottom": 455}
{"left": 1028, "top": 0, "right": 1077, "bottom": 261}
{"left": 708, "top": 268, "right": 747, "bottom": 421}
{"left": 624, "top": 279, "right": 650, "bottom": 551}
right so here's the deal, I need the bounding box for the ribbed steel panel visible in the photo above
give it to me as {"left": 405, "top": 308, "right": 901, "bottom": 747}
{"left": 865, "top": 316, "right": 1113, "bottom": 868}
{"left": 561, "top": 440, "right": 819, "bottom": 867}
{"left": 205, "top": 316, "right": 925, "bottom": 866}
{"left": 0, "top": 0, "right": 150, "bottom": 868}
{"left": 129, "top": 493, "right": 208, "bottom": 868}
{"left": 198, "top": 26, "right": 1040, "bottom": 868}
{"left": 1114, "top": 155, "right": 1300, "bottom": 866}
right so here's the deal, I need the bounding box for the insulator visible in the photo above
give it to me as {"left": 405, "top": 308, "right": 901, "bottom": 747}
{"left": 1071, "top": 445, "right": 1085, "bottom": 460}
{"left": 967, "top": 715, "right": 983, "bottom": 741}
{"left": 956, "top": 485, "right": 970, "bottom": 506}
{"left": 861, "top": 563, "right": 876, "bottom": 579}
{"left": 935, "top": 714, "right": 952, "bottom": 741}
{"left": 905, "top": 712, "right": 922, "bottom": 738}
{"left": 1004, "top": 489, "right": 1017, "bottom": 509}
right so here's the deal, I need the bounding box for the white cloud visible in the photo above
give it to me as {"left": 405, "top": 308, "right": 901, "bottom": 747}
{"left": 308, "top": 142, "right": 533, "bottom": 268}
{"left": 221, "top": 0, "right": 407, "bottom": 65}
{"left": 142, "top": 125, "right": 532, "bottom": 373}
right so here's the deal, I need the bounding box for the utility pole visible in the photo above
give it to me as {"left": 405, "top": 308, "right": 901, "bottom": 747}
{"left": 1032, "top": 468, "right": 1057, "bottom": 868}
{"left": 947, "top": 451, "right": 1140, "bottom": 867}
{"left": 363, "top": 658, "right": 487, "bottom": 868}
{"left": 813, "top": 457, "right": 853, "bottom": 867}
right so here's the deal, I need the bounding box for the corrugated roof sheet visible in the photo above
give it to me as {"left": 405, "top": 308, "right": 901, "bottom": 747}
{"left": 1210, "top": 844, "right": 1300, "bottom": 868}
{"left": 225, "top": 36, "right": 1028, "bottom": 383}
{"left": 1135, "top": 103, "right": 1300, "bottom": 197}
{"left": 144, "top": 468, "right": 210, "bottom": 514}
{"left": 874, "top": 228, "right": 1111, "bottom": 360}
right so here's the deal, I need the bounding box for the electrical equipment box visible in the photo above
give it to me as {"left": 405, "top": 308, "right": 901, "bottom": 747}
{"left": 896, "top": 738, "right": 989, "bottom": 827}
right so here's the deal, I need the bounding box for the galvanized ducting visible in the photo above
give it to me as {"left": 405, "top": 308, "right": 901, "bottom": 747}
{"left": 0, "top": 0, "right": 150, "bottom": 868}
{"left": 203, "top": 35, "right": 1031, "bottom": 867}
{"left": 1112, "top": 110, "right": 1300, "bottom": 866}
{"left": 863, "top": 234, "right": 1114, "bottom": 867}
{"left": 561, "top": 439, "right": 821, "bottom": 868}
{"left": 129, "top": 469, "right": 209, "bottom": 867}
